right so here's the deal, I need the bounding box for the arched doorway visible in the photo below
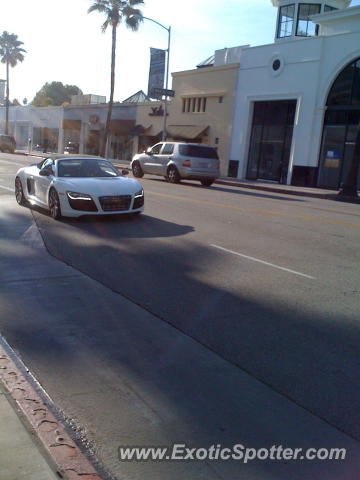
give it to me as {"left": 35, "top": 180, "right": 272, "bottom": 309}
{"left": 318, "top": 58, "right": 360, "bottom": 189}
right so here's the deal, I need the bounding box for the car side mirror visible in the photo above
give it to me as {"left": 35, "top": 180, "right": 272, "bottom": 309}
{"left": 122, "top": 169, "right": 129, "bottom": 176}
{"left": 39, "top": 166, "right": 53, "bottom": 176}
{"left": 146, "top": 148, "right": 153, "bottom": 155}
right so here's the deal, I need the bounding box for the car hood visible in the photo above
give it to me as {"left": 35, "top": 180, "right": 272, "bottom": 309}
{"left": 55, "top": 176, "right": 142, "bottom": 196}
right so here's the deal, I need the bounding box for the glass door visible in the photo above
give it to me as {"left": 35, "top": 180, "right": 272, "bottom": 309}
{"left": 247, "top": 100, "right": 296, "bottom": 183}
{"left": 340, "top": 111, "right": 360, "bottom": 188}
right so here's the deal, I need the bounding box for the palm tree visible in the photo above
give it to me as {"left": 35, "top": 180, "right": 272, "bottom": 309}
{"left": 0, "top": 31, "right": 26, "bottom": 134}
{"left": 88, "top": 0, "right": 144, "bottom": 157}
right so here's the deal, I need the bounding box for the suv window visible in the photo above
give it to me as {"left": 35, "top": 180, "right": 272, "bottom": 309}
{"left": 162, "top": 143, "right": 174, "bottom": 155}
{"left": 150, "top": 143, "right": 163, "bottom": 155}
{"left": 179, "top": 144, "right": 219, "bottom": 159}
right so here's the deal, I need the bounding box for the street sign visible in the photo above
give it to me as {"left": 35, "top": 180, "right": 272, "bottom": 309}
{"left": 151, "top": 87, "right": 175, "bottom": 98}
{"left": 148, "top": 48, "right": 166, "bottom": 99}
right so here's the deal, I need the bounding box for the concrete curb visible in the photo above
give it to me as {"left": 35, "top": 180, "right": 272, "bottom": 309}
{"left": 214, "top": 180, "right": 360, "bottom": 203}
{"left": 0, "top": 342, "right": 103, "bottom": 480}
{"left": 214, "top": 179, "right": 334, "bottom": 199}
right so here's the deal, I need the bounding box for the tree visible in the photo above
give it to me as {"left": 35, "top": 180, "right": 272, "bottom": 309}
{"left": 12, "top": 98, "right": 20, "bottom": 106}
{"left": 31, "top": 82, "right": 83, "bottom": 106}
{"left": 88, "top": 0, "right": 144, "bottom": 157}
{"left": 0, "top": 31, "right": 26, "bottom": 134}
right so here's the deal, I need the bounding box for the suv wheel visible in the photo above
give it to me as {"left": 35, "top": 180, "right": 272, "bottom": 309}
{"left": 200, "top": 179, "right": 215, "bottom": 187}
{"left": 132, "top": 161, "right": 144, "bottom": 178}
{"left": 167, "top": 166, "right": 181, "bottom": 184}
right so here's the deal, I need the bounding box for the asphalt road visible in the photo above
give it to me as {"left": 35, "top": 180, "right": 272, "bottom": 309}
{"left": 1, "top": 152, "right": 360, "bottom": 480}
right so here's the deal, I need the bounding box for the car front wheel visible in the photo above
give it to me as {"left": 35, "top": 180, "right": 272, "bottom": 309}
{"left": 15, "top": 177, "right": 27, "bottom": 205}
{"left": 49, "top": 188, "right": 62, "bottom": 220}
{"left": 132, "top": 161, "right": 144, "bottom": 178}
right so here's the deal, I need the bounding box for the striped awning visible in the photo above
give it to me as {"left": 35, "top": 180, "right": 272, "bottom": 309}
{"left": 167, "top": 125, "right": 209, "bottom": 140}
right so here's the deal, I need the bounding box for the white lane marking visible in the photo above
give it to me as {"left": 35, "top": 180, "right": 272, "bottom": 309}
{"left": 0, "top": 185, "right": 15, "bottom": 192}
{"left": 211, "top": 244, "right": 316, "bottom": 280}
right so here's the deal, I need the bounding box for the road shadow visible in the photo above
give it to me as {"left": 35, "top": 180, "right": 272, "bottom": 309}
{"left": 24, "top": 202, "right": 195, "bottom": 239}
{"left": 16, "top": 207, "right": 360, "bottom": 442}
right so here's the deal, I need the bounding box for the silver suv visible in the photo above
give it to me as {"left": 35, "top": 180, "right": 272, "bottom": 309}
{"left": 131, "top": 142, "right": 220, "bottom": 186}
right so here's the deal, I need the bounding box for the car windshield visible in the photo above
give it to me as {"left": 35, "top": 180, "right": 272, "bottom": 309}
{"left": 179, "top": 144, "right": 219, "bottom": 159}
{"left": 57, "top": 158, "right": 119, "bottom": 178}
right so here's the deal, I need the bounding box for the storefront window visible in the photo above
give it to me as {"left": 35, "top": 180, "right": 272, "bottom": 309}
{"left": 33, "top": 127, "right": 58, "bottom": 152}
{"left": 296, "top": 3, "right": 321, "bottom": 37}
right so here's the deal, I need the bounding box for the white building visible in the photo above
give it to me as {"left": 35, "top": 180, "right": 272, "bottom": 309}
{"left": 230, "top": 0, "right": 360, "bottom": 188}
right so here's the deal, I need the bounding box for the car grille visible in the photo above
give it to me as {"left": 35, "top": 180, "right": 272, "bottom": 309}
{"left": 99, "top": 195, "right": 132, "bottom": 212}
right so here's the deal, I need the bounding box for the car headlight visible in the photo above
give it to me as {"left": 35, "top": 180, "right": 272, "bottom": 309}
{"left": 67, "top": 191, "right": 93, "bottom": 201}
{"left": 134, "top": 189, "right": 144, "bottom": 198}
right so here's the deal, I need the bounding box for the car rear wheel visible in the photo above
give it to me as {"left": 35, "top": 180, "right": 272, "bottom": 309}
{"left": 15, "top": 177, "right": 27, "bottom": 205}
{"left": 167, "top": 166, "right": 181, "bottom": 184}
{"left": 49, "top": 188, "right": 62, "bottom": 220}
{"left": 200, "top": 179, "right": 215, "bottom": 187}
{"left": 132, "top": 161, "right": 144, "bottom": 178}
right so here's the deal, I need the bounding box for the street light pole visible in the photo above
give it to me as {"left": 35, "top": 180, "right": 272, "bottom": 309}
{"left": 141, "top": 16, "right": 171, "bottom": 141}
{"left": 163, "top": 25, "right": 171, "bottom": 141}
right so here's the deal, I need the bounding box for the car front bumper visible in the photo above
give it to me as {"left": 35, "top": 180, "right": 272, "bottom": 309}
{"left": 58, "top": 192, "right": 144, "bottom": 217}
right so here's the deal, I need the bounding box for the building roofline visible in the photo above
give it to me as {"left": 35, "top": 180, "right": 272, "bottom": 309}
{"left": 172, "top": 63, "right": 240, "bottom": 78}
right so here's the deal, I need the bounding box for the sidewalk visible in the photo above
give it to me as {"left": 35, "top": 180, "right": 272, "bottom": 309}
{"left": 0, "top": 382, "right": 58, "bottom": 480}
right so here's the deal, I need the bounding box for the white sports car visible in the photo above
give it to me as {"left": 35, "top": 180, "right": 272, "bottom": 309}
{"left": 14, "top": 155, "right": 144, "bottom": 219}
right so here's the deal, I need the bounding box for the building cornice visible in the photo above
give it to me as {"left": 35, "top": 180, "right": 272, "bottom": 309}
{"left": 271, "top": 0, "right": 351, "bottom": 6}
{"left": 172, "top": 63, "right": 240, "bottom": 78}
{"left": 311, "top": 4, "right": 360, "bottom": 23}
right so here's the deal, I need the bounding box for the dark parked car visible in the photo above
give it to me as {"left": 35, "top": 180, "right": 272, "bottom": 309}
{"left": 0, "top": 134, "right": 16, "bottom": 153}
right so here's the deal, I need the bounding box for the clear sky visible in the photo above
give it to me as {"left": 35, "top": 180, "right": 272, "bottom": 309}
{"left": 2, "top": 0, "right": 360, "bottom": 104}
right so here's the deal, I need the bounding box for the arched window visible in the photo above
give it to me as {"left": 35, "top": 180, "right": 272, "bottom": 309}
{"left": 318, "top": 58, "right": 360, "bottom": 189}
{"left": 327, "top": 58, "right": 360, "bottom": 106}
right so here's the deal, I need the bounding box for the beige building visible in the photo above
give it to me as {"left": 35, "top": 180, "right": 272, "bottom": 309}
{"left": 132, "top": 47, "right": 243, "bottom": 176}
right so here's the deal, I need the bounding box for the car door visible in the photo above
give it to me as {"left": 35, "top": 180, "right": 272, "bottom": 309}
{"left": 158, "top": 143, "right": 174, "bottom": 175}
{"left": 142, "top": 143, "right": 163, "bottom": 174}
{"left": 35, "top": 158, "right": 54, "bottom": 205}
